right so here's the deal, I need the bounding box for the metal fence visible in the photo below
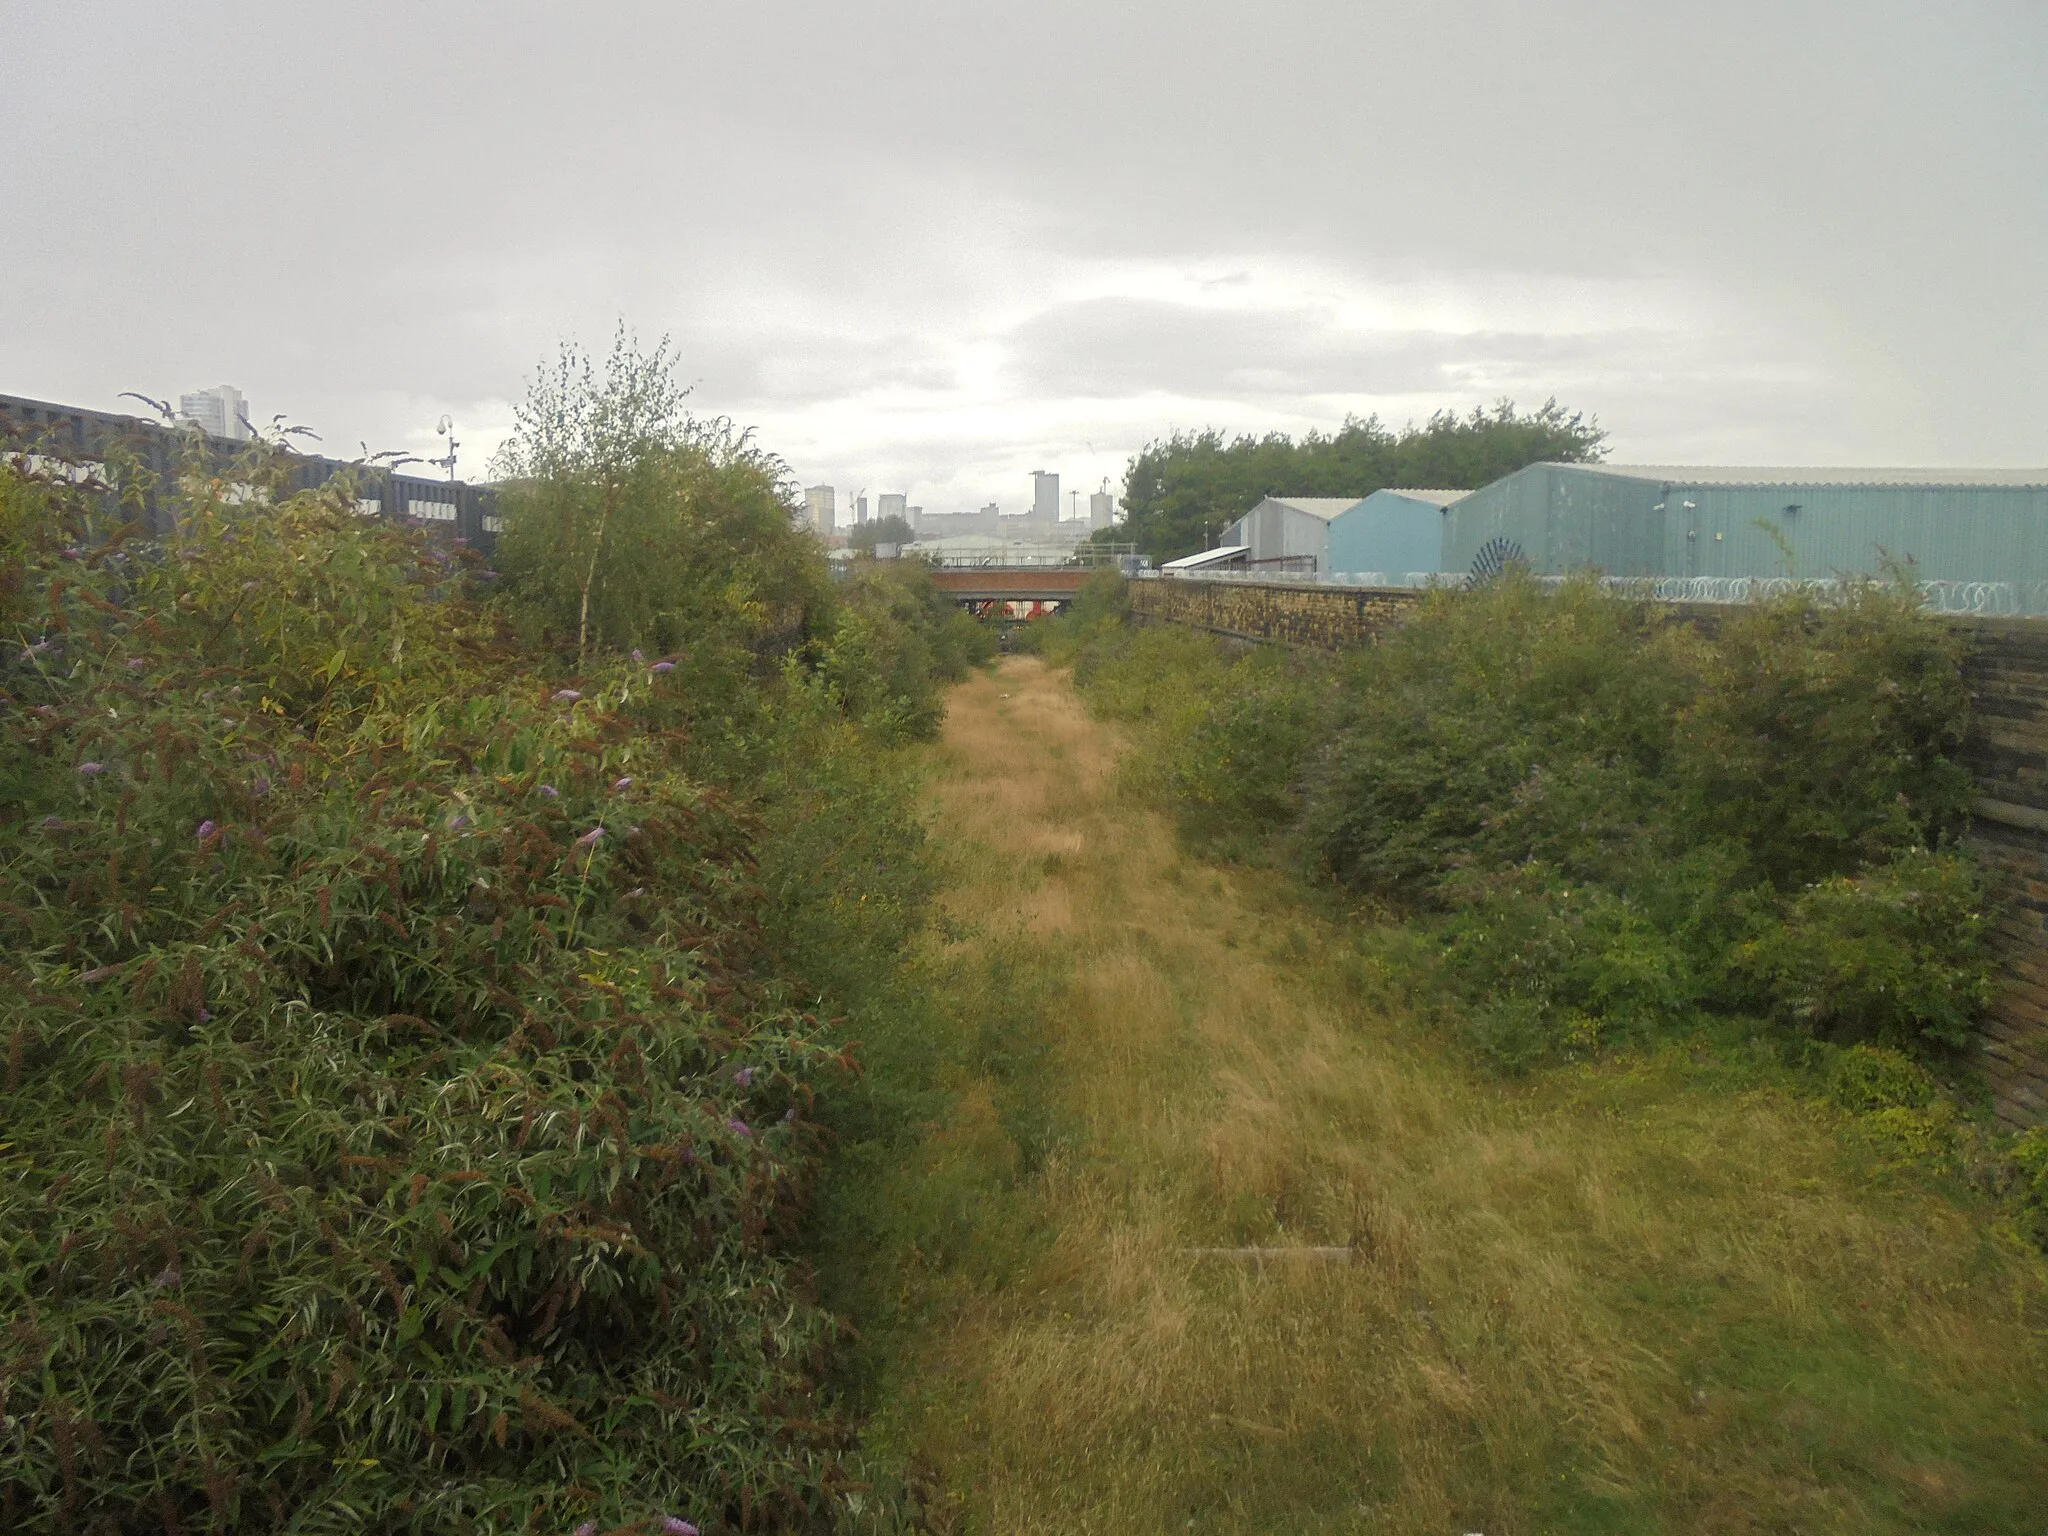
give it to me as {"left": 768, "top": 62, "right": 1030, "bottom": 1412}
{"left": 909, "top": 543, "right": 1139, "bottom": 571}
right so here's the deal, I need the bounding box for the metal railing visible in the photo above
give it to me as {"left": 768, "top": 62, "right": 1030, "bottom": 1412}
{"left": 913, "top": 543, "right": 1139, "bottom": 570}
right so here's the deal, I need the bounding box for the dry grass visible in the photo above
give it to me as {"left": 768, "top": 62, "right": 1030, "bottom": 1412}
{"left": 837, "top": 657, "right": 2048, "bottom": 1535}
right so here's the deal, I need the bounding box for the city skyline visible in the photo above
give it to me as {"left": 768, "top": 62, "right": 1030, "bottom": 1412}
{"left": 799, "top": 468, "right": 1114, "bottom": 534}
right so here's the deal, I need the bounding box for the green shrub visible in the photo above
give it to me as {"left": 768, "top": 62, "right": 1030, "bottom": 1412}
{"left": 1826, "top": 1043, "right": 1941, "bottom": 1112}
{"left": 821, "top": 562, "right": 993, "bottom": 744}
{"left": 1741, "top": 849, "right": 1993, "bottom": 1050}
{"left": 1439, "top": 869, "right": 1704, "bottom": 1067}
{"left": 0, "top": 417, "right": 942, "bottom": 1529}
{"left": 1301, "top": 574, "right": 1697, "bottom": 898}
{"left": 1067, "top": 569, "right": 1993, "bottom": 1073}
{"left": 1671, "top": 583, "right": 1974, "bottom": 890}
{"left": 1030, "top": 569, "right": 1128, "bottom": 666}
{"left": 2010, "top": 1128, "right": 2048, "bottom": 1245}
{"left": 1073, "top": 621, "right": 1231, "bottom": 726}
{"left": 1166, "top": 649, "right": 1327, "bottom": 830}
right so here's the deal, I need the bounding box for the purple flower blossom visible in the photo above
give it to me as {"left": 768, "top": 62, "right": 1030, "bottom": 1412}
{"left": 732, "top": 1066, "right": 754, "bottom": 1088}
{"left": 663, "top": 1518, "right": 699, "bottom": 1535}
{"left": 41, "top": 816, "right": 65, "bottom": 831}
{"left": 574, "top": 826, "right": 606, "bottom": 849}
{"left": 152, "top": 1263, "right": 182, "bottom": 1290}
{"left": 252, "top": 776, "right": 271, "bottom": 796}
{"left": 632, "top": 649, "right": 645, "bottom": 663}
{"left": 574, "top": 1523, "right": 598, "bottom": 1536}
{"left": 125, "top": 657, "right": 146, "bottom": 671}
{"left": 727, "top": 1118, "right": 752, "bottom": 1138}
{"left": 448, "top": 813, "right": 471, "bottom": 830}
{"left": 77, "top": 761, "right": 105, "bottom": 777}
{"left": 650, "top": 660, "right": 675, "bottom": 674}
{"left": 196, "top": 820, "right": 218, "bottom": 840}
{"left": 552, "top": 689, "right": 582, "bottom": 703}
{"left": 612, "top": 776, "right": 633, "bottom": 791}
{"left": 538, "top": 784, "right": 559, "bottom": 799}
{"left": 196, "top": 1008, "right": 212, "bottom": 1022}
{"left": 782, "top": 1105, "right": 798, "bottom": 1124}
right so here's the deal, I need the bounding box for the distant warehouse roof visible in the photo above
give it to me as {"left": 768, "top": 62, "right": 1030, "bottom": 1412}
{"left": 1573, "top": 464, "right": 2048, "bottom": 489}
{"left": 1371, "top": 488, "right": 1468, "bottom": 506}
{"left": 1263, "top": 497, "right": 1365, "bottom": 519}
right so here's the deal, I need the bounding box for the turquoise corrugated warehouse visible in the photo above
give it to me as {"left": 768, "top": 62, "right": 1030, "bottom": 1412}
{"left": 1328, "top": 488, "right": 1463, "bottom": 576}
{"left": 1442, "top": 464, "right": 2048, "bottom": 596}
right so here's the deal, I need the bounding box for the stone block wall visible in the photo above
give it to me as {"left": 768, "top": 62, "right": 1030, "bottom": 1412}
{"left": 1128, "top": 577, "right": 1422, "bottom": 647}
{"left": 1129, "top": 577, "right": 2048, "bottom": 1125}
{"left": 1953, "top": 620, "right": 2048, "bottom": 1125}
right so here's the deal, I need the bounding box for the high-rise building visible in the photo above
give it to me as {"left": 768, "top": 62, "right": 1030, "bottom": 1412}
{"left": 878, "top": 492, "right": 907, "bottom": 526}
{"left": 1031, "top": 471, "right": 1059, "bottom": 525}
{"left": 176, "top": 385, "right": 250, "bottom": 441}
{"left": 1089, "top": 489, "right": 1116, "bottom": 530}
{"left": 803, "top": 485, "right": 836, "bottom": 534}
{"left": 854, "top": 494, "right": 869, "bottom": 525}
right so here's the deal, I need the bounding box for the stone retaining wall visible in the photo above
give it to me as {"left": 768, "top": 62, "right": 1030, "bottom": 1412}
{"left": 1131, "top": 577, "right": 2048, "bottom": 1125}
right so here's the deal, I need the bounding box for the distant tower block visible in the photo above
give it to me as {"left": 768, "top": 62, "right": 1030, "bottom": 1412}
{"left": 1032, "top": 470, "right": 1059, "bottom": 525}
{"left": 855, "top": 494, "right": 870, "bottom": 525}
{"left": 803, "top": 485, "right": 836, "bottom": 534}
{"left": 878, "top": 492, "right": 907, "bottom": 526}
{"left": 176, "top": 384, "right": 250, "bottom": 441}
{"left": 1089, "top": 488, "right": 1116, "bottom": 530}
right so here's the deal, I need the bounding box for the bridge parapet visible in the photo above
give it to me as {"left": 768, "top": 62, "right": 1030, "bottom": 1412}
{"left": 929, "top": 567, "right": 1093, "bottom": 604}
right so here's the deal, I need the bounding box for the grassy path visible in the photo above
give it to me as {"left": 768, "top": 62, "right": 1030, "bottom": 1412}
{"left": 830, "top": 657, "right": 2048, "bottom": 1534}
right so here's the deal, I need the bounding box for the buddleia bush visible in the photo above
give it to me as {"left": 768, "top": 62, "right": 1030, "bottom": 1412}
{"left": 0, "top": 461, "right": 885, "bottom": 1532}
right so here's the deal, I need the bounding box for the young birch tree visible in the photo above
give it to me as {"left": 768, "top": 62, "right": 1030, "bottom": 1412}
{"left": 492, "top": 327, "right": 691, "bottom": 660}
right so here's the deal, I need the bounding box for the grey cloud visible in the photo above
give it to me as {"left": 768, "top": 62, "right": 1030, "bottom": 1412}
{"left": 2, "top": 0, "right": 2043, "bottom": 493}
{"left": 1001, "top": 297, "right": 1670, "bottom": 403}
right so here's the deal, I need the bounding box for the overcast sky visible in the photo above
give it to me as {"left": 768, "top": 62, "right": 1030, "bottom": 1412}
{"left": 4, "top": 1, "right": 2043, "bottom": 513}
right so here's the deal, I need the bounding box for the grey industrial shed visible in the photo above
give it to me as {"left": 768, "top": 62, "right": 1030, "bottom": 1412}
{"left": 1222, "top": 496, "right": 1361, "bottom": 570}
{"left": 1441, "top": 463, "right": 2048, "bottom": 593}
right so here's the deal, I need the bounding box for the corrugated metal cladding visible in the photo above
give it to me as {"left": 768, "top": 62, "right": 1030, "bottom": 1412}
{"left": 1224, "top": 497, "right": 1358, "bottom": 568}
{"left": 1329, "top": 489, "right": 1463, "bottom": 576}
{"left": 1443, "top": 464, "right": 2048, "bottom": 586}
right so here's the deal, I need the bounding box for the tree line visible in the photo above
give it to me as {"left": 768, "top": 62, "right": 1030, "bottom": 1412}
{"left": 1109, "top": 398, "right": 1606, "bottom": 562}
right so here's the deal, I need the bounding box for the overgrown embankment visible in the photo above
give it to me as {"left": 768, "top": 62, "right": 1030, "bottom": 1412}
{"left": 0, "top": 343, "right": 992, "bottom": 1534}
{"left": 1067, "top": 577, "right": 1997, "bottom": 1058}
